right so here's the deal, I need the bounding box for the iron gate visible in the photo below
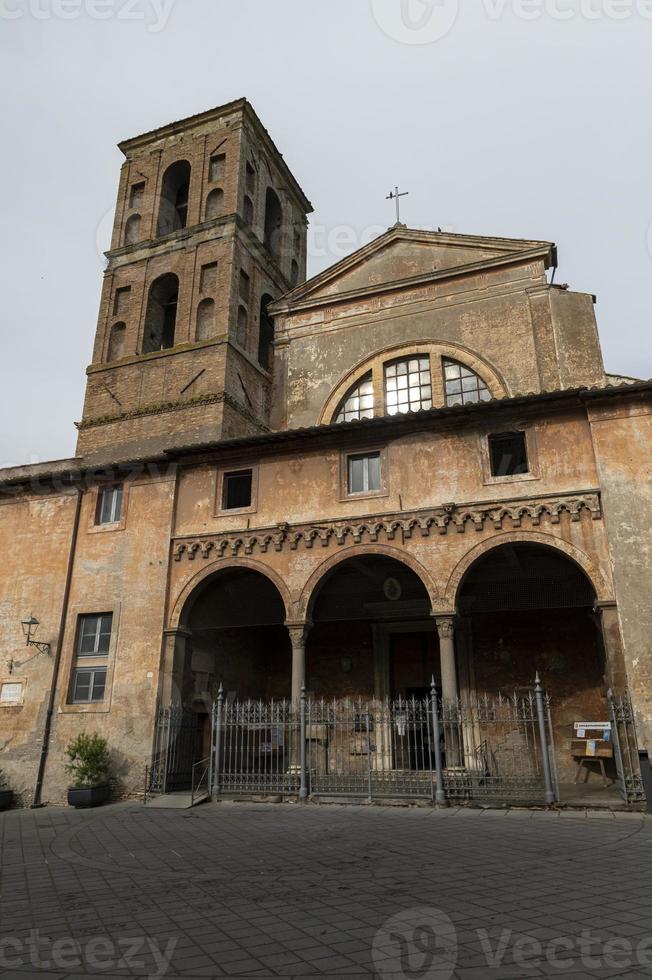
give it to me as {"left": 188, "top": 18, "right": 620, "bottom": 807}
{"left": 148, "top": 705, "right": 198, "bottom": 794}
{"left": 147, "top": 686, "right": 647, "bottom": 807}
{"left": 609, "top": 690, "right": 646, "bottom": 805}
{"left": 208, "top": 680, "right": 557, "bottom": 805}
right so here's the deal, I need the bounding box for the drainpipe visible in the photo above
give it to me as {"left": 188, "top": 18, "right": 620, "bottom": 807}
{"left": 31, "top": 487, "right": 84, "bottom": 808}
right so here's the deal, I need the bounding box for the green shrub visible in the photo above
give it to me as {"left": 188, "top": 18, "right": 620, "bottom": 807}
{"left": 65, "top": 733, "right": 112, "bottom": 789}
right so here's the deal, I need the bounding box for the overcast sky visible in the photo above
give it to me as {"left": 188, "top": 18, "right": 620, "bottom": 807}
{"left": 1, "top": 0, "right": 651, "bottom": 466}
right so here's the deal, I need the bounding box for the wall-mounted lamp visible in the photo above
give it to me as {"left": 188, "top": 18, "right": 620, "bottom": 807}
{"left": 9, "top": 616, "right": 52, "bottom": 674}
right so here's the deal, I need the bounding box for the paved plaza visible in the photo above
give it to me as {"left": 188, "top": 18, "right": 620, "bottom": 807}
{"left": 1, "top": 801, "right": 652, "bottom": 979}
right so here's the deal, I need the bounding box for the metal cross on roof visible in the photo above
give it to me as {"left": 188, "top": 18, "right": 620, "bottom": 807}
{"left": 386, "top": 186, "right": 409, "bottom": 225}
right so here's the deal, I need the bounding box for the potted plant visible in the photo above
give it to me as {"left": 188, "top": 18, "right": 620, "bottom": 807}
{"left": 65, "top": 733, "right": 112, "bottom": 808}
{"left": 0, "top": 771, "right": 14, "bottom": 811}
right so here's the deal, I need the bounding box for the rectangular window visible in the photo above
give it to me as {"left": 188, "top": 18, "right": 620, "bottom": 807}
{"left": 96, "top": 485, "right": 123, "bottom": 525}
{"left": 209, "top": 153, "right": 226, "bottom": 182}
{"left": 200, "top": 262, "right": 218, "bottom": 293}
{"left": 129, "top": 182, "right": 145, "bottom": 210}
{"left": 113, "top": 286, "right": 131, "bottom": 316}
{"left": 246, "top": 161, "right": 256, "bottom": 193}
{"left": 489, "top": 431, "right": 529, "bottom": 477}
{"left": 222, "top": 470, "right": 253, "bottom": 510}
{"left": 72, "top": 668, "right": 107, "bottom": 704}
{"left": 76, "top": 614, "right": 113, "bottom": 658}
{"left": 347, "top": 452, "right": 382, "bottom": 495}
{"left": 239, "top": 270, "right": 251, "bottom": 302}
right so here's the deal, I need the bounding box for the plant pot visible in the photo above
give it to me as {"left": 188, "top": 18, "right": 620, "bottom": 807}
{"left": 67, "top": 784, "right": 110, "bottom": 809}
{"left": 0, "top": 790, "right": 14, "bottom": 811}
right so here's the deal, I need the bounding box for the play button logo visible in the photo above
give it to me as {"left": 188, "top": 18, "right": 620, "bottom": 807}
{"left": 370, "top": 0, "right": 460, "bottom": 44}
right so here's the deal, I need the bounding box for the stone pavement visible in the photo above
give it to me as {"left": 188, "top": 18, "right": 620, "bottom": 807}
{"left": 1, "top": 801, "right": 652, "bottom": 979}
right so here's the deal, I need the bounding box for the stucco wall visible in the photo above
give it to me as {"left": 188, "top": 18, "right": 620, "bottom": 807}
{"left": 589, "top": 394, "right": 652, "bottom": 749}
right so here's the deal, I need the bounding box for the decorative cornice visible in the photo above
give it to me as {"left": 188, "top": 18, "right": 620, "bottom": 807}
{"left": 173, "top": 490, "right": 602, "bottom": 562}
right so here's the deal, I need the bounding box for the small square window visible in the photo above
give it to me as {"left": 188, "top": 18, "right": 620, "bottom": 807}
{"left": 209, "top": 153, "right": 226, "bottom": 183}
{"left": 347, "top": 453, "right": 382, "bottom": 495}
{"left": 489, "top": 431, "right": 529, "bottom": 477}
{"left": 200, "top": 262, "right": 218, "bottom": 293}
{"left": 222, "top": 470, "right": 253, "bottom": 510}
{"left": 113, "top": 287, "right": 131, "bottom": 317}
{"left": 246, "top": 161, "right": 256, "bottom": 193}
{"left": 77, "top": 614, "right": 113, "bottom": 658}
{"left": 72, "top": 668, "right": 107, "bottom": 704}
{"left": 96, "top": 485, "right": 123, "bottom": 525}
{"left": 239, "top": 270, "right": 251, "bottom": 302}
{"left": 129, "top": 182, "right": 145, "bottom": 210}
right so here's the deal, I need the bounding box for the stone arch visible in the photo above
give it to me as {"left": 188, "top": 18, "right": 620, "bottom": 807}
{"left": 107, "top": 322, "right": 127, "bottom": 362}
{"left": 320, "top": 340, "right": 509, "bottom": 425}
{"left": 444, "top": 531, "right": 612, "bottom": 609}
{"left": 124, "top": 213, "right": 142, "bottom": 246}
{"left": 142, "top": 273, "right": 179, "bottom": 353}
{"left": 257, "top": 293, "right": 275, "bottom": 369}
{"left": 170, "top": 557, "right": 293, "bottom": 631}
{"left": 297, "top": 544, "right": 441, "bottom": 622}
{"left": 264, "top": 187, "right": 283, "bottom": 256}
{"left": 205, "top": 187, "right": 225, "bottom": 221}
{"left": 195, "top": 297, "right": 216, "bottom": 341}
{"left": 157, "top": 160, "right": 191, "bottom": 237}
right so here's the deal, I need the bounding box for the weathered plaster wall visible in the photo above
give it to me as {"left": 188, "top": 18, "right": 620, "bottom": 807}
{"left": 0, "top": 490, "right": 78, "bottom": 805}
{"left": 589, "top": 394, "right": 652, "bottom": 749}
{"left": 170, "top": 403, "right": 615, "bottom": 636}
{"left": 39, "top": 473, "right": 176, "bottom": 802}
{"left": 275, "top": 264, "right": 605, "bottom": 430}
{"left": 0, "top": 473, "right": 176, "bottom": 804}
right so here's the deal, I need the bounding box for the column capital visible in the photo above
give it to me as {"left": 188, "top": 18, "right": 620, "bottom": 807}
{"left": 286, "top": 621, "right": 313, "bottom": 645}
{"left": 594, "top": 600, "right": 618, "bottom": 613}
{"left": 163, "top": 627, "right": 192, "bottom": 640}
{"left": 432, "top": 614, "right": 456, "bottom": 640}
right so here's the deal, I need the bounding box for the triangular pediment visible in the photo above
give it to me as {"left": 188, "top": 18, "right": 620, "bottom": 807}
{"left": 274, "top": 227, "right": 555, "bottom": 310}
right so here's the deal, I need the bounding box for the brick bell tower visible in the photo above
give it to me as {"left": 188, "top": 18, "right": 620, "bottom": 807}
{"left": 76, "top": 99, "right": 312, "bottom": 461}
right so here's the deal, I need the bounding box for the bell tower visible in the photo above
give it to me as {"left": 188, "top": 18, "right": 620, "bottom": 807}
{"left": 76, "top": 99, "right": 312, "bottom": 461}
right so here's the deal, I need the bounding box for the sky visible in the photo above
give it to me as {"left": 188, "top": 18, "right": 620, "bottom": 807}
{"left": 1, "top": 0, "right": 651, "bottom": 466}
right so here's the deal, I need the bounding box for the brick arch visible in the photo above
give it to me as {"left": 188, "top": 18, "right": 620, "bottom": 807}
{"left": 169, "top": 557, "right": 293, "bottom": 629}
{"left": 444, "top": 531, "right": 613, "bottom": 609}
{"left": 319, "top": 340, "right": 509, "bottom": 425}
{"left": 296, "top": 544, "right": 441, "bottom": 621}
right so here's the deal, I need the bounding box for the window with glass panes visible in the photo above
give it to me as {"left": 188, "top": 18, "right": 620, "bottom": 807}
{"left": 76, "top": 614, "right": 112, "bottom": 657}
{"left": 335, "top": 373, "right": 374, "bottom": 423}
{"left": 97, "top": 485, "right": 123, "bottom": 525}
{"left": 71, "top": 668, "right": 107, "bottom": 704}
{"left": 70, "top": 613, "right": 112, "bottom": 704}
{"left": 443, "top": 360, "right": 491, "bottom": 406}
{"left": 384, "top": 357, "right": 432, "bottom": 415}
{"left": 347, "top": 452, "right": 382, "bottom": 495}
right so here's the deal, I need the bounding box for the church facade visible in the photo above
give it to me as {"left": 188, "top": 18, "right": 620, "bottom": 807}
{"left": 1, "top": 99, "right": 651, "bottom": 804}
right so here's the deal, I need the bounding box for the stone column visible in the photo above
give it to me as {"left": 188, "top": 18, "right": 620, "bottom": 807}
{"left": 434, "top": 615, "right": 460, "bottom": 768}
{"left": 287, "top": 622, "right": 312, "bottom": 702}
{"left": 435, "top": 616, "right": 458, "bottom": 704}
{"left": 594, "top": 601, "right": 628, "bottom": 692}
{"left": 160, "top": 628, "right": 191, "bottom": 705}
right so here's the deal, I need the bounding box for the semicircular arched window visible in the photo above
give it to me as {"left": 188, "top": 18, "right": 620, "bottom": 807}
{"left": 335, "top": 372, "right": 374, "bottom": 424}
{"left": 443, "top": 359, "right": 491, "bottom": 406}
